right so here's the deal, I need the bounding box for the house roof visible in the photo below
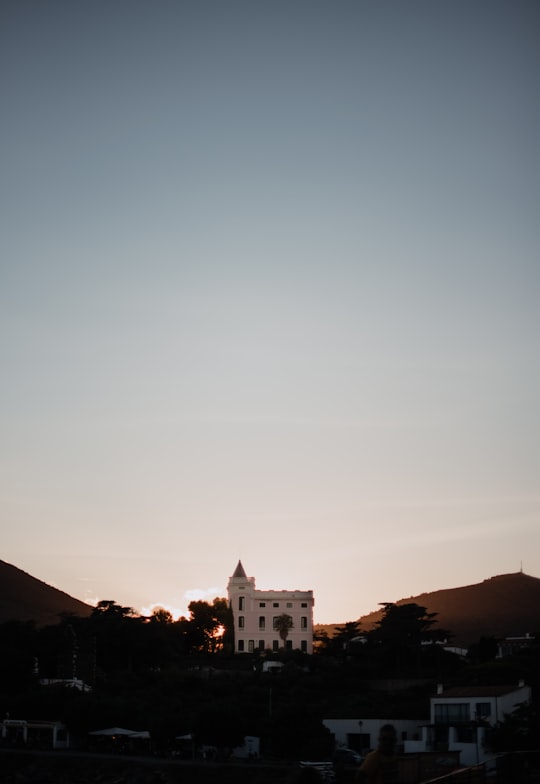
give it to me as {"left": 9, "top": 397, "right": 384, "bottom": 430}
{"left": 232, "top": 560, "right": 247, "bottom": 579}
{"left": 434, "top": 685, "right": 527, "bottom": 699}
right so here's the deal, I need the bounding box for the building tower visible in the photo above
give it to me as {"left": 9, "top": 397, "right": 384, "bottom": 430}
{"left": 227, "top": 560, "right": 314, "bottom": 654}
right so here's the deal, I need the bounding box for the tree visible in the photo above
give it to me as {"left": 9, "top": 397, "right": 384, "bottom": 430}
{"left": 149, "top": 607, "right": 174, "bottom": 624}
{"left": 274, "top": 614, "right": 294, "bottom": 647}
{"left": 89, "top": 600, "right": 144, "bottom": 675}
{"left": 187, "top": 598, "right": 232, "bottom": 654}
{"left": 372, "top": 603, "right": 449, "bottom": 646}
{"left": 91, "top": 600, "right": 137, "bottom": 619}
{"left": 490, "top": 701, "right": 540, "bottom": 752}
{"left": 333, "top": 621, "right": 363, "bottom": 654}
{"left": 368, "top": 602, "right": 451, "bottom": 674}
{"left": 0, "top": 620, "right": 37, "bottom": 692}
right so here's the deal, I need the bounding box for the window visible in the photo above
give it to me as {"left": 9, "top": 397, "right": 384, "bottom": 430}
{"left": 248, "top": 640, "right": 255, "bottom": 652}
{"left": 475, "top": 703, "right": 491, "bottom": 720}
{"left": 259, "top": 616, "right": 265, "bottom": 630}
{"left": 286, "top": 602, "right": 293, "bottom": 608}
{"left": 273, "top": 602, "right": 279, "bottom": 607}
{"left": 301, "top": 602, "right": 308, "bottom": 608}
{"left": 301, "top": 640, "right": 307, "bottom": 652}
{"left": 301, "top": 616, "right": 307, "bottom": 629}
{"left": 434, "top": 703, "right": 470, "bottom": 725}
{"left": 273, "top": 617, "right": 279, "bottom": 630}
{"left": 238, "top": 616, "right": 245, "bottom": 628}
{"left": 238, "top": 640, "right": 245, "bottom": 652}
{"left": 259, "top": 640, "right": 265, "bottom": 650}
{"left": 273, "top": 640, "right": 279, "bottom": 651}
{"left": 286, "top": 640, "right": 292, "bottom": 650}
{"left": 239, "top": 596, "right": 245, "bottom": 610}
{"left": 259, "top": 602, "right": 266, "bottom": 607}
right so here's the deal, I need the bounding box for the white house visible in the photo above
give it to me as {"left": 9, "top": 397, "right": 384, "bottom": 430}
{"left": 227, "top": 561, "right": 314, "bottom": 654}
{"left": 403, "top": 682, "right": 531, "bottom": 767}
{"left": 1, "top": 719, "right": 70, "bottom": 749}
{"left": 323, "top": 718, "right": 426, "bottom": 756}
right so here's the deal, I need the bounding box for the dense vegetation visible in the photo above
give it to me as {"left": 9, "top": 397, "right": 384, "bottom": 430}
{"left": 1, "top": 600, "right": 539, "bottom": 759}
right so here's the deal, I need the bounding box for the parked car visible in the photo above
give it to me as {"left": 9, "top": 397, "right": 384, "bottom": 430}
{"left": 332, "top": 748, "right": 363, "bottom": 766}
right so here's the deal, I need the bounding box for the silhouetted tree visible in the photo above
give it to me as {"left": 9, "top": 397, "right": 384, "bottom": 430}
{"left": 149, "top": 607, "right": 174, "bottom": 624}
{"left": 368, "top": 602, "right": 450, "bottom": 674}
{"left": 333, "top": 620, "right": 363, "bottom": 655}
{"left": 372, "top": 603, "right": 447, "bottom": 646}
{"left": 0, "top": 620, "right": 37, "bottom": 692}
{"left": 91, "top": 600, "right": 137, "bottom": 619}
{"left": 274, "top": 614, "right": 294, "bottom": 647}
{"left": 187, "top": 598, "right": 231, "bottom": 654}
{"left": 491, "top": 700, "right": 540, "bottom": 752}
{"left": 88, "top": 600, "right": 144, "bottom": 675}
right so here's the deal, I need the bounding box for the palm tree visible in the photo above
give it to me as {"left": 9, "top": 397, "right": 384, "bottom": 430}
{"left": 274, "top": 613, "right": 294, "bottom": 647}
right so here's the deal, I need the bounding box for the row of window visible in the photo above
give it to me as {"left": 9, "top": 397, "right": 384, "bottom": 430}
{"left": 434, "top": 703, "right": 492, "bottom": 724}
{"left": 238, "top": 616, "right": 308, "bottom": 630}
{"left": 237, "top": 639, "right": 309, "bottom": 653}
{"left": 238, "top": 597, "right": 309, "bottom": 610}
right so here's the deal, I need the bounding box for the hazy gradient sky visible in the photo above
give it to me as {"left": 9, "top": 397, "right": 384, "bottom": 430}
{"left": 1, "top": 0, "right": 539, "bottom": 624}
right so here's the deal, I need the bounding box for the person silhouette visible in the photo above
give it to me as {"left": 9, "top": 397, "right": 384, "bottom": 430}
{"left": 356, "top": 724, "right": 398, "bottom": 783}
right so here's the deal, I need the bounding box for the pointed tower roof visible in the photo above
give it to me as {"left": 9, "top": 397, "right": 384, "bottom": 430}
{"left": 232, "top": 560, "right": 247, "bottom": 579}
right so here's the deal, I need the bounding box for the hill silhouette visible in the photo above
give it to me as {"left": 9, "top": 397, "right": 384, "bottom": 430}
{"left": 3, "top": 560, "right": 539, "bottom": 645}
{"left": 316, "top": 572, "right": 540, "bottom": 647}
{"left": 0, "top": 559, "right": 93, "bottom": 626}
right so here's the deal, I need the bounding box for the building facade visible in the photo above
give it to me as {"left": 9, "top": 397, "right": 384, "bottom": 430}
{"left": 227, "top": 560, "right": 314, "bottom": 654}
{"left": 403, "top": 682, "right": 531, "bottom": 767}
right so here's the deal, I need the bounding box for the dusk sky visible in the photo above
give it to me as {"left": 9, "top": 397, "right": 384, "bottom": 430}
{"left": 2, "top": 1, "right": 539, "bottom": 625}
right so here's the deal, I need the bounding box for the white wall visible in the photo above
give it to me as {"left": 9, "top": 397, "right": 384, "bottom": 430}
{"left": 323, "top": 718, "right": 427, "bottom": 753}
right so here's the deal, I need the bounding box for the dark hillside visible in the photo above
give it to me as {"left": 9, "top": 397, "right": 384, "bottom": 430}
{"left": 0, "top": 559, "right": 93, "bottom": 626}
{"left": 316, "top": 572, "right": 540, "bottom": 647}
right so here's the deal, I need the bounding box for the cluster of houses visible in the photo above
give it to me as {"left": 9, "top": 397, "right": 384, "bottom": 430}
{"left": 1, "top": 680, "right": 531, "bottom": 775}
{"left": 1, "top": 562, "right": 533, "bottom": 776}
{"left": 323, "top": 680, "right": 531, "bottom": 773}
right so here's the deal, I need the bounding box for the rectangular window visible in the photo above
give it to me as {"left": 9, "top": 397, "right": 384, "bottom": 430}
{"left": 301, "top": 640, "right": 307, "bottom": 652}
{"left": 248, "top": 640, "right": 255, "bottom": 652}
{"left": 273, "top": 602, "right": 279, "bottom": 607}
{"left": 259, "top": 616, "right": 265, "bottom": 630}
{"left": 475, "top": 703, "right": 491, "bottom": 720}
{"left": 238, "top": 616, "right": 245, "bottom": 628}
{"left": 286, "top": 602, "right": 293, "bottom": 608}
{"left": 259, "top": 640, "right": 265, "bottom": 650}
{"left": 273, "top": 640, "right": 279, "bottom": 651}
{"left": 259, "top": 602, "right": 266, "bottom": 607}
{"left": 239, "top": 596, "right": 245, "bottom": 610}
{"left": 273, "top": 617, "right": 279, "bottom": 630}
{"left": 301, "top": 602, "right": 308, "bottom": 608}
{"left": 434, "top": 703, "right": 470, "bottom": 725}
{"left": 286, "top": 640, "right": 293, "bottom": 650}
{"left": 301, "top": 616, "right": 307, "bottom": 629}
{"left": 238, "top": 640, "right": 244, "bottom": 652}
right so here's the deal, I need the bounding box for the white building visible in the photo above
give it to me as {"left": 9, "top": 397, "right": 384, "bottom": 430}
{"left": 227, "top": 561, "right": 314, "bottom": 654}
{"left": 323, "top": 718, "right": 426, "bottom": 756}
{"left": 1, "top": 719, "right": 70, "bottom": 749}
{"left": 404, "top": 682, "right": 532, "bottom": 768}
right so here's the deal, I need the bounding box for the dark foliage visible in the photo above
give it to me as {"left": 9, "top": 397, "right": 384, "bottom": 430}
{"left": 1, "top": 602, "right": 539, "bottom": 761}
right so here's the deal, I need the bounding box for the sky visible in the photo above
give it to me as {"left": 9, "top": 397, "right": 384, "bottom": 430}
{"left": 1, "top": 0, "right": 539, "bottom": 625}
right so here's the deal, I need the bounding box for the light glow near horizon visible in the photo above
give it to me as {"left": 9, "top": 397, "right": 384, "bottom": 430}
{"left": 1, "top": 1, "right": 539, "bottom": 625}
